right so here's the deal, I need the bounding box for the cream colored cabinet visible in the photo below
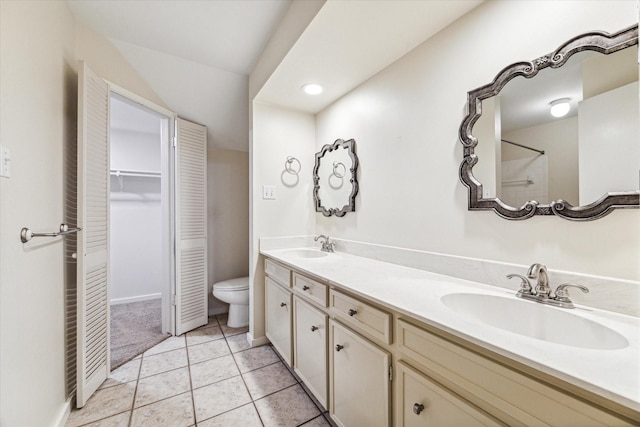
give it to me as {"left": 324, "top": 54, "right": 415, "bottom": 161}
{"left": 293, "top": 296, "right": 328, "bottom": 408}
{"left": 329, "top": 319, "right": 391, "bottom": 427}
{"left": 265, "top": 277, "right": 292, "bottom": 365}
{"left": 395, "top": 360, "right": 504, "bottom": 427}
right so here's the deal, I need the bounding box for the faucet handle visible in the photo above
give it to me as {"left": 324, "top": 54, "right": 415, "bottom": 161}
{"left": 554, "top": 283, "right": 589, "bottom": 301}
{"left": 507, "top": 274, "right": 532, "bottom": 296}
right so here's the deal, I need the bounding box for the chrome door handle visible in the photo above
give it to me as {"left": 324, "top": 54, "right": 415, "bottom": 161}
{"left": 413, "top": 403, "right": 425, "bottom": 415}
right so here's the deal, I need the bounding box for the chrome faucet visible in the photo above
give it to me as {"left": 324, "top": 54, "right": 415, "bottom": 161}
{"left": 507, "top": 263, "right": 589, "bottom": 309}
{"left": 527, "top": 263, "right": 550, "bottom": 298}
{"left": 314, "top": 235, "right": 335, "bottom": 252}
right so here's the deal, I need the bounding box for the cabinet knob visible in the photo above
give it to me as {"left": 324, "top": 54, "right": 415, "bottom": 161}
{"left": 348, "top": 309, "right": 358, "bottom": 317}
{"left": 302, "top": 285, "right": 310, "bottom": 291}
{"left": 310, "top": 325, "right": 319, "bottom": 332}
{"left": 413, "top": 403, "right": 425, "bottom": 415}
{"left": 335, "top": 344, "right": 344, "bottom": 352}
{"left": 280, "top": 302, "right": 287, "bottom": 307}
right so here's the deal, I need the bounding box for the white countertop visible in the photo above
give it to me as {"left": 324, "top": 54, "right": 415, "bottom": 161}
{"left": 260, "top": 247, "right": 640, "bottom": 413}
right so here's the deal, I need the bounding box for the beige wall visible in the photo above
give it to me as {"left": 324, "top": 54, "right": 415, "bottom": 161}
{"left": 314, "top": 0, "right": 639, "bottom": 281}
{"left": 0, "top": 2, "right": 76, "bottom": 426}
{"left": 208, "top": 148, "right": 250, "bottom": 312}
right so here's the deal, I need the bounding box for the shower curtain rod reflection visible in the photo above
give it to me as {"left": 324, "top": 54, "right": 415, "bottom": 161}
{"left": 501, "top": 139, "right": 545, "bottom": 155}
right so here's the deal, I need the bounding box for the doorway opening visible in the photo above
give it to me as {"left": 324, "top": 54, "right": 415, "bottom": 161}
{"left": 108, "top": 93, "right": 172, "bottom": 369}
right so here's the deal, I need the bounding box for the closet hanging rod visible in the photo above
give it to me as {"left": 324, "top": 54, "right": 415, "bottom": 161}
{"left": 110, "top": 169, "right": 161, "bottom": 178}
{"left": 21, "top": 223, "right": 82, "bottom": 243}
{"left": 501, "top": 139, "right": 545, "bottom": 155}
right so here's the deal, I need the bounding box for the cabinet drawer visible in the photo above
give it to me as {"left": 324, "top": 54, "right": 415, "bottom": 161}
{"left": 293, "top": 272, "right": 328, "bottom": 307}
{"left": 294, "top": 297, "right": 328, "bottom": 409}
{"left": 265, "top": 258, "right": 291, "bottom": 287}
{"left": 395, "top": 360, "right": 503, "bottom": 427}
{"left": 329, "top": 289, "right": 391, "bottom": 345}
{"left": 396, "top": 319, "right": 634, "bottom": 426}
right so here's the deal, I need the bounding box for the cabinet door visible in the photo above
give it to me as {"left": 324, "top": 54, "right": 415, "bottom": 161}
{"left": 265, "top": 277, "right": 292, "bottom": 365}
{"left": 396, "top": 360, "right": 504, "bottom": 427}
{"left": 329, "top": 320, "right": 390, "bottom": 427}
{"left": 294, "top": 297, "right": 328, "bottom": 409}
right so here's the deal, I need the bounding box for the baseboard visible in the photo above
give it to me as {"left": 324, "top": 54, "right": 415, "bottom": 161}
{"left": 110, "top": 293, "right": 161, "bottom": 305}
{"left": 247, "top": 331, "right": 270, "bottom": 347}
{"left": 53, "top": 398, "right": 71, "bottom": 427}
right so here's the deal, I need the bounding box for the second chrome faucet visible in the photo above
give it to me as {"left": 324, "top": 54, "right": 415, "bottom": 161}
{"left": 507, "top": 263, "right": 589, "bottom": 309}
{"left": 314, "top": 235, "right": 335, "bottom": 253}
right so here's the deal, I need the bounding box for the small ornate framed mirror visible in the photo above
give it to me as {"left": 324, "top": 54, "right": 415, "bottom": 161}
{"left": 313, "top": 138, "right": 359, "bottom": 217}
{"left": 459, "top": 25, "right": 639, "bottom": 220}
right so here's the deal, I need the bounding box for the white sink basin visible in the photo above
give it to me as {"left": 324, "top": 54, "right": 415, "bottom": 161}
{"left": 282, "top": 248, "right": 329, "bottom": 259}
{"left": 441, "top": 293, "right": 628, "bottom": 350}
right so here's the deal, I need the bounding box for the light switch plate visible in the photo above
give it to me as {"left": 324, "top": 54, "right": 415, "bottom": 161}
{"left": 262, "top": 185, "right": 276, "bottom": 200}
{"left": 0, "top": 145, "right": 10, "bottom": 178}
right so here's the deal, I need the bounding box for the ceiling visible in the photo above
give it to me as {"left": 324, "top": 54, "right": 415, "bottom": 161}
{"left": 68, "top": 0, "right": 484, "bottom": 151}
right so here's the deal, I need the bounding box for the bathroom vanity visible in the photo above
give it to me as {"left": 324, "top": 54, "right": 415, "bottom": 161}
{"left": 261, "top": 246, "right": 639, "bottom": 426}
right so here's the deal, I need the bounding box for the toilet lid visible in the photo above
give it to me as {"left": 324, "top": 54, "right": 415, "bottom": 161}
{"left": 213, "top": 276, "right": 249, "bottom": 291}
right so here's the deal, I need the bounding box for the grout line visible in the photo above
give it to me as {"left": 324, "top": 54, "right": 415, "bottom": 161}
{"left": 127, "top": 347, "right": 145, "bottom": 427}
{"left": 183, "top": 333, "right": 198, "bottom": 426}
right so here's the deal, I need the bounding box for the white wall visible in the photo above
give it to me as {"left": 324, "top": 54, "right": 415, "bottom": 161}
{"left": 0, "top": 2, "right": 76, "bottom": 426}
{"left": 109, "top": 106, "right": 163, "bottom": 304}
{"left": 315, "top": 0, "right": 639, "bottom": 281}
{"left": 250, "top": 102, "right": 316, "bottom": 342}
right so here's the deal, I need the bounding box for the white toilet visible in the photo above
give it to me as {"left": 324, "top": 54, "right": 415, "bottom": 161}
{"left": 212, "top": 276, "right": 249, "bottom": 328}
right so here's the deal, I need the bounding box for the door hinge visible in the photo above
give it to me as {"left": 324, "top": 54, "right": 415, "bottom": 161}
{"left": 389, "top": 365, "right": 393, "bottom": 382}
{"left": 171, "top": 294, "right": 177, "bottom": 306}
{"left": 171, "top": 136, "right": 177, "bottom": 147}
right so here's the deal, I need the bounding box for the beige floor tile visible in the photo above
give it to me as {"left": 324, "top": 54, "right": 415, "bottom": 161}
{"left": 186, "top": 324, "right": 224, "bottom": 346}
{"left": 301, "top": 414, "right": 332, "bottom": 426}
{"left": 254, "top": 384, "right": 320, "bottom": 427}
{"left": 80, "top": 411, "right": 131, "bottom": 426}
{"left": 66, "top": 382, "right": 136, "bottom": 427}
{"left": 144, "top": 336, "right": 186, "bottom": 356}
{"left": 233, "top": 345, "right": 280, "bottom": 373}
{"left": 100, "top": 358, "right": 141, "bottom": 389}
{"left": 225, "top": 333, "right": 251, "bottom": 353}
{"left": 217, "top": 314, "right": 249, "bottom": 337}
{"left": 139, "top": 348, "right": 188, "bottom": 378}
{"left": 190, "top": 355, "right": 239, "bottom": 389}
{"left": 134, "top": 367, "right": 191, "bottom": 407}
{"left": 187, "top": 338, "right": 230, "bottom": 364}
{"left": 242, "top": 361, "right": 297, "bottom": 400}
{"left": 192, "top": 376, "right": 252, "bottom": 422}
{"left": 130, "top": 391, "right": 194, "bottom": 427}
{"left": 197, "top": 403, "right": 262, "bottom": 427}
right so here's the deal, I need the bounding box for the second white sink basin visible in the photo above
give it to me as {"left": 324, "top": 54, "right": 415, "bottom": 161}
{"left": 282, "top": 248, "right": 328, "bottom": 259}
{"left": 441, "top": 293, "right": 628, "bottom": 350}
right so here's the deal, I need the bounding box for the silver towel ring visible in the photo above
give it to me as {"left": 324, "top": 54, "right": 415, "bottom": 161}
{"left": 332, "top": 161, "right": 346, "bottom": 178}
{"left": 285, "top": 156, "right": 301, "bottom": 175}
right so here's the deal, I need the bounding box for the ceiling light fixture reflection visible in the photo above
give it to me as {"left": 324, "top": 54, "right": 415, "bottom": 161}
{"left": 301, "top": 83, "right": 323, "bottom": 95}
{"left": 550, "top": 98, "right": 571, "bottom": 118}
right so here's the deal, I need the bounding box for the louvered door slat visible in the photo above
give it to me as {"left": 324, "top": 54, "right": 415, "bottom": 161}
{"left": 76, "top": 61, "right": 110, "bottom": 408}
{"left": 174, "top": 119, "right": 207, "bottom": 335}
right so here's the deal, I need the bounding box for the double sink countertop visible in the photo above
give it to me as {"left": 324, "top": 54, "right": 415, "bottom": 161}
{"left": 260, "top": 247, "right": 640, "bottom": 414}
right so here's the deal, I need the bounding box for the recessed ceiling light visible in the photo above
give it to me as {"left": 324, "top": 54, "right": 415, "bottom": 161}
{"left": 550, "top": 98, "right": 571, "bottom": 118}
{"left": 301, "top": 83, "right": 323, "bottom": 95}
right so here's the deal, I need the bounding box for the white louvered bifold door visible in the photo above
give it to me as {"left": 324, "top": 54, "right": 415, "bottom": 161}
{"left": 174, "top": 118, "right": 208, "bottom": 335}
{"left": 76, "top": 61, "right": 110, "bottom": 407}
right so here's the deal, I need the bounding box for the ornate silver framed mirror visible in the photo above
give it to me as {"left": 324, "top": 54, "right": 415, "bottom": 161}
{"left": 313, "top": 138, "right": 359, "bottom": 217}
{"left": 459, "top": 25, "right": 639, "bottom": 220}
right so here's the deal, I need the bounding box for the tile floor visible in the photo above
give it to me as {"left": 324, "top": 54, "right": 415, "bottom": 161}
{"left": 66, "top": 314, "right": 335, "bottom": 427}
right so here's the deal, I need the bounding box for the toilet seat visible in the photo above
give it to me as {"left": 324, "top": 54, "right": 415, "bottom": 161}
{"left": 213, "top": 277, "right": 249, "bottom": 291}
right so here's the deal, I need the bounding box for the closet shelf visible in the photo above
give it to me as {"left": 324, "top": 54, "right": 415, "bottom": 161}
{"left": 110, "top": 169, "right": 161, "bottom": 178}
